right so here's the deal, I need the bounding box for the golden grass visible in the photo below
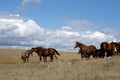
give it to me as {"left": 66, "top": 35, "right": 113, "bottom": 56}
{"left": 0, "top": 48, "right": 120, "bottom": 80}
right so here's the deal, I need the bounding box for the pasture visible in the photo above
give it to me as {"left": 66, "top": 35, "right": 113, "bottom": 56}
{"left": 0, "top": 48, "right": 120, "bottom": 80}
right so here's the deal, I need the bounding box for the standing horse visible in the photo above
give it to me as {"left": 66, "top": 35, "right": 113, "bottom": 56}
{"left": 74, "top": 42, "right": 98, "bottom": 59}
{"left": 21, "top": 50, "right": 33, "bottom": 63}
{"left": 31, "top": 47, "right": 60, "bottom": 62}
{"left": 100, "top": 42, "right": 117, "bottom": 57}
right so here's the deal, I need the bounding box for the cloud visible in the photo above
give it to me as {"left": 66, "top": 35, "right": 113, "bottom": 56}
{"left": 18, "top": 0, "right": 41, "bottom": 10}
{"left": 0, "top": 14, "right": 44, "bottom": 48}
{"left": 22, "top": 0, "right": 41, "bottom": 5}
{"left": 67, "top": 19, "right": 97, "bottom": 31}
{"left": 0, "top": 14, "right": 117, "bottom": 51}
{"left": 61, "top": 26, "right": 72, "bottom": 30}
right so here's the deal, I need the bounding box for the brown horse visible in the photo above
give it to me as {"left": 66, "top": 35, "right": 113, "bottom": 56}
{"left": 31, "top": 47, "right": 60, "bottom": 62}
{"left": 21, "top": 50, "right": 33, "bottom": 63}
{"left": 74, "top": 42, "right": 98, "bottom": 59}
{"left": 100, "top": 42, "right": 117, "bottom": 57}
{"left": 116, "top": 42, "right": 120, "bottom": 53}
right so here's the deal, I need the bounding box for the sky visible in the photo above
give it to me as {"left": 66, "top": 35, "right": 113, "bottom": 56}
{"left": 0, "top": 0, "right": 120, "bottom": 51}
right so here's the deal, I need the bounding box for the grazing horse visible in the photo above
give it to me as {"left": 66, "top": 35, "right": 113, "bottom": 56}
{"left": 100, "top": 42, "right": 117, "bottom": 57}
{"left": 31, "top": 47, "right": 60, "bottom": 62}
{"left": 21, "top": 50, "right": 33, "bottom": 63}
{"left": 74, "top": 42, "right": 97, "bottom": 59}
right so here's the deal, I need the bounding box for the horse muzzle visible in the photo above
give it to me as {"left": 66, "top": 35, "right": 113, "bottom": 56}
{"left": 74, "top": 47, "right": 77, "bottom": 49}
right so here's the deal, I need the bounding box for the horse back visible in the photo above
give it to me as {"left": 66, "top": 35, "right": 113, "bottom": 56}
{"left": 89, "top": 45, "right": 96, "bottom": 50}
{"left": 100, "top": 42, "right": 108, "bottom": 51}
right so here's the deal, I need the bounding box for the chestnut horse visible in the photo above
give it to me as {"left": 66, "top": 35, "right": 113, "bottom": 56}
{"left": 21, "top": 50, "right": 33, "bottom": 63}
{"left": 31, "top": 47, "right": 60, "bottom": 62}
{"left": 100, "top": 42, "right": 117, "bottom": 57}
{"left": 74, "top": 42, "right": 98, "bottom": 59}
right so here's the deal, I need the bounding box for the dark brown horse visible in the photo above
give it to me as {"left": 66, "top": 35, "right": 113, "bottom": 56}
{"left": 74, "top": 42, "right": 98, "bottom": 59}
{"left": 100, "top": 42, "right": 117, "bottom": 57}
{"left": 21, "top": 50, "right": 33, "bottom": 63}
{"left": 31, "top": 47, "right": 60, "bottom": 62}
{"left": 116, "top": 42, "right": 120, "bottom": 53}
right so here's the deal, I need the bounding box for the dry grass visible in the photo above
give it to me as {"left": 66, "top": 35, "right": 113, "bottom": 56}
{"left": 0, "top": 48, "right": 120, "bottom": 80}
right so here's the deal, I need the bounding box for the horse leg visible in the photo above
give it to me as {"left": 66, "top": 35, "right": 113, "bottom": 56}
{"left": 81, "top": 54, "right": 84, "bottom": 60}
{"left": 85, "top": 53, "right": 90, "bottom": 60}
{"left": 24, "top": 58, "right": 26, "bottom": 63}
{"left": 50, "top": 55, "right": 53, "bottom": 62}
{"left": 81, "top": 52, "right": 86, "bottom": 60}
{"left": 39, "top": 56, "right": 42, "bottom": 61}
{"left": 92, "top": 52, "right": 96, "bottom": 58}
{"left": 27, "top": 57, "right": 29, "bottom": 63}
{"left": 21, "top": 56, "right": 25, "bottom": 63}
{"left": 101, "top": 50, "right": 105, "bottom": 58}
{"left": 107, "top": 51, "right": 112, "bottom": 57}
{"left": 54, "top": 54, "right": 58, "bottom": 59}
{"left": 106, "top": 51, "right": 109, "bottom": 57}
{"left": 43, "top": 56, "right": 47, "bottom": 62}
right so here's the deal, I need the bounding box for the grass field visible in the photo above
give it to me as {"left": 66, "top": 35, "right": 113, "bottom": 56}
{"left": 0, "top": 48, "right": 120, "bottom": 80}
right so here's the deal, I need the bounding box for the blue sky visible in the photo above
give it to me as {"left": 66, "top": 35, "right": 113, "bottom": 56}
{"left": 0, "top": 0, "right": 120, "bottom": 50}
{"left": 0, "top": 0, "right": 120, "bottom": 30}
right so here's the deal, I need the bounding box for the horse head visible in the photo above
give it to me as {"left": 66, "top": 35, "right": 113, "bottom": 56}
{"left": 74, "top": 41, "right": 86, "bottom": 49}
{"left": 27, "top": 50, "right": 33, "bottom": 56}
{"left": 31, "top": 48, "right": 37, "bottom": 52}
{"left": 31, "top": 47, "right": 44, "bottom": 54}
{"left": 21, "top": 55, "right": 26, "bottom": 63}
{"left": 74, "top": 42, "right": 80, "bottom": 49}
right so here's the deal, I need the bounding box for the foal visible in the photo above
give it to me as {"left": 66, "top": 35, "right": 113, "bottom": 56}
{"left": 21, "top": 50, "right": 33, "bottom": 63}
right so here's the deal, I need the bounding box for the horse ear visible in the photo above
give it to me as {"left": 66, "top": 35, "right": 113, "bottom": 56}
{"left": 76, "top": 41, "right": 78, "bottom": 43}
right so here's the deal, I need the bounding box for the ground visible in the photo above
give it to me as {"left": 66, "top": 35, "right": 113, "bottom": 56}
{"left": 0, "top": 48, "right": 120, "bottom": 80}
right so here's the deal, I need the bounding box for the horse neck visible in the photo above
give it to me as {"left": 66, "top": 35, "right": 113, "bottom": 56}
{"left": 30, "top": 51, "right": 33, "bottom": 56}
{"left": 77, "top": 43, "right": 86, "bottom": 49}
{"left": 27, "top": 50, "right": 32, "bottom": 56}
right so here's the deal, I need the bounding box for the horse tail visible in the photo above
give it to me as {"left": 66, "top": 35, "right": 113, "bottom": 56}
{"left": 54, "top": 54, "right": 58, "bottom": 59}
{"left": 53, "top": 49, "right": 60, "bottom": 55}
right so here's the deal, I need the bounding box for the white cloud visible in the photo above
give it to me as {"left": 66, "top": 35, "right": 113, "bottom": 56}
{"left": 18, "top": 0, "right": 41, "bottom": 10}
{"left": 68, "top": 20, "right": 92, "bottom": 27}
{"left": 61, "top": 26, "right": 72, "bottom": 30}
{"left": 21, "top": 0, "right": 41, "bottom": 6}
{"left": 0, "top": 14, "right": 44, "bottom": 48}
{"left": 9, "top": 14, "right": 20, "bottom": 17}
{"left": 0, "top": 14, "right": 117, "bottom": 51}
{"left": 80, "top": 31, "right": 115, "bottom": 48}
{"left": 67, "top": 19, "right": 97, "bottom": 31}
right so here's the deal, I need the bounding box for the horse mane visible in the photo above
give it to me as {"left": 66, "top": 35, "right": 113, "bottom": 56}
{"left": 35, "top": 46, "right": 44, "bottom": 49}
{"left": 27, "top": 50, "right": 33, "bottom": 56}
{"left": 76, "top": 41, "right": 86, "bottom": 47}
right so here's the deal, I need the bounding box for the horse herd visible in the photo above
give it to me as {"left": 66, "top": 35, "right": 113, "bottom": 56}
{"left": 21, "top": 41, "right": 120, "bottom": 63}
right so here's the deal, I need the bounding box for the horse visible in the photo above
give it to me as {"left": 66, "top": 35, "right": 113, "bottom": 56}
{"left": 21, "top": 50, "right": 33, "bottom": 63}
{"left": 100, "top": 42, "right": 117, "bottom": 57}
{"left": 95, "top": 49, "right": 104, "bottom": 58}
{"left": 116, "top": 42, "right": 120, "bottom": 53}
{"left": 74, "top": 42, "right": 98, "bottom": 59}
{"left": 31, "top": 47, "right": 45, "bottom": 61}
{"left": 31, "top": 47, "right": 60, "bottom": 62}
